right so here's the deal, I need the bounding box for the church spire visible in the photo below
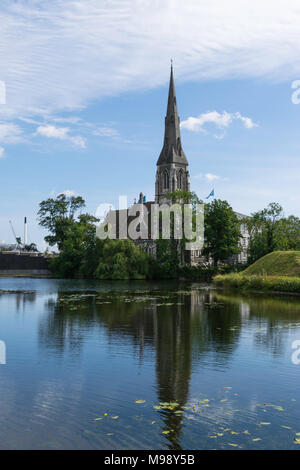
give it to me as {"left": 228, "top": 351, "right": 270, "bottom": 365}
{"left": 155, "top": 65, "right": 190, "bottom": 204}
{"left": 157, "top": 64, "right": 188, "bottom": 165}
{"left": 166, "top": 62, "right": 177, "bottom": 118}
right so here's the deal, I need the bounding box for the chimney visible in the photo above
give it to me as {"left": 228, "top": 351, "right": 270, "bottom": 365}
{"left": 24, "top": 217, "right": 28, "bottom": 246}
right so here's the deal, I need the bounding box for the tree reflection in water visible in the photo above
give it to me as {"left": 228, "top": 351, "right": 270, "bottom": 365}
{"left": 38, "top": 285, "right": 243, "bottom": 449}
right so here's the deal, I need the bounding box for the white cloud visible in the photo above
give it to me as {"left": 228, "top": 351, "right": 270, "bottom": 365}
{"left": 193, "top": 172, "right": 227, "bottom": 182}
{"left": 0, "top": 1, "right": 300, "bottom": 120}
{"left": 93, "top": 127, "right": 119, "bottom": 137}
{"left": 0, "top": 122, "right": 23, "bottom": 144}
{"left": 36, "top": 124, "right": 86, "bottom": 148}
{"left": 69, "top": 135, "right": 86, "bottom": 148}
{"left": 181, "top": 111, "right": 257, "bottom": 136}
{"left": 36, "top": 125, "right": 69, "bottom": 140}
{"left": 0, "top": 147, "right": 5, "bottom": 158}
{"left": 205, "top": 173, "right": 220, "bottom": 182}
{"left": 235, "top": 112, "right": 258, "bottom": 129}
{"left": 181, "top": 111, "right": 233, "bottom": 133}
{"left": 59, "top": 190, "right": 77, "bottom": 197}
{"left": 51, "top": 117, "right": 82, "bottom": 125}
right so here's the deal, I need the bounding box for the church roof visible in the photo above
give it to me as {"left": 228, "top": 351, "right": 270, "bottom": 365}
{"left": 157, "top": 65, "right": 188, "bottom": 166}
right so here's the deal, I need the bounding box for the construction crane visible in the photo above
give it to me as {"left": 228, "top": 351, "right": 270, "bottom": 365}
{"left": 9, "top": 220, "right": 22, "bottom": 249}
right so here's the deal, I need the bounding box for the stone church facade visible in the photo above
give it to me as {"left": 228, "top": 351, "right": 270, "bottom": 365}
{"left": 105, "top": 66, "right": 249, "bottom": 265}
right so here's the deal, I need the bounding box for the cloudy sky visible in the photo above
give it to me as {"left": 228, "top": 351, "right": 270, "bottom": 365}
{"left": 1, "top": 0, "right": 300, "bottom": 248}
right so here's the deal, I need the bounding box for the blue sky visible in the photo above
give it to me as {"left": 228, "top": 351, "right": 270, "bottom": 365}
{"left": 1, "top": 0, "right": 300, "bottom": 249}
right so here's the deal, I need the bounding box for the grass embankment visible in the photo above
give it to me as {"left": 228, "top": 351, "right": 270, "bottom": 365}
{"left": 213, "top": 251, "right": 300, "bottom": 294}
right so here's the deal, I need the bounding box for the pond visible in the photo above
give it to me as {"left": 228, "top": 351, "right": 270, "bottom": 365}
{"left": 0, "top": 277, "right": 299, "bottom": 450}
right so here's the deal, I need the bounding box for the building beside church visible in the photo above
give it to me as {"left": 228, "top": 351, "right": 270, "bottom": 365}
{"left": 104, "top": 66, "right": 249, "bottom": 265}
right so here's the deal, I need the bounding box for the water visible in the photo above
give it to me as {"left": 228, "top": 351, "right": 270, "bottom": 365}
{"left": 0, "top": 278, "right": 300, "bottom": 450}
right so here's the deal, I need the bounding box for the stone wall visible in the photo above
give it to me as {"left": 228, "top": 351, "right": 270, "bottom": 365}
{"left": 0, "top": 252, "right": 51, "bottom": 276}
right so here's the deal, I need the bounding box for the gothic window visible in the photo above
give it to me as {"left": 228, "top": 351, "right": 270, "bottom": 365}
{"left": 163, "top": 170, "right": 169, "bottom": 189}
{"left": 177, "top": 169, "right": 184, "bottom": 189}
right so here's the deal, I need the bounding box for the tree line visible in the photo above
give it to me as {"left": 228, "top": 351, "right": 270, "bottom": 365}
{"left": 37, "top": 192, "right": 300, "bottom": 279}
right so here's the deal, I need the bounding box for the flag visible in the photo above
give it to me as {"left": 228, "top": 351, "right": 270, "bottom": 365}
{"left": 206, "top": 189, "right": 214, "bottom": 199}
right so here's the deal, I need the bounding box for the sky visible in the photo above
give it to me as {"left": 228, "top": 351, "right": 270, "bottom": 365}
{"left": 1, "top": 0, "right": 300, "bottom": 249}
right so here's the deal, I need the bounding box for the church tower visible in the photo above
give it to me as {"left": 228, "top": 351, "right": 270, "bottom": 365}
{"left": 155, "top": 65, "right": 190, "bottom": 204}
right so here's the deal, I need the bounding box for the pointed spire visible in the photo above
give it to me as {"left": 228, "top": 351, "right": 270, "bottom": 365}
{"left": 166, "top": 61, "right": 178, "bottom": 117}
{"left": 157, "top": 64, "right": 188, "bottom": 165}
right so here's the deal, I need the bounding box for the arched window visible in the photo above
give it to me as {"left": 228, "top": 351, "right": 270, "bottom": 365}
{"left": 177, "top": 169, "right": 184, "bottom": 189}
{"left": 163, "top": 170, "right": 169, "bottom": 189}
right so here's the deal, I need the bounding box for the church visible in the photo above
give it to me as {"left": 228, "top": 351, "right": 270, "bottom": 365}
{"left": 105, "top": 65, "right": 249, "bottom": 265}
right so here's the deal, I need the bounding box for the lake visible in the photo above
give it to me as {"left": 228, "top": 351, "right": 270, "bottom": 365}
{"left": 0, "top": 278, "right": 299, "bottom": 450}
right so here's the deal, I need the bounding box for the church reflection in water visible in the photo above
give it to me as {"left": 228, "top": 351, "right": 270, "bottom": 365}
{"left": 0, "top": 281, "right": 299, "bottom": 450}
{"left": 35, "top": 284, "right": 300, "bottom": 449}
{"left": 37, "top": 286, "right": 245, "bottom": 449}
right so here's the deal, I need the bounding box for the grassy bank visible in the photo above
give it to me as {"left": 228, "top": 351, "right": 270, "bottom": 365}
{"left": 243, "top": 250, "right": 300, "bottom": 276}
{"left": 213, "top": 273, "right": 300, "bottom": 293}
{"left": 213, "top": 251, "right": 300, "bottom": 294}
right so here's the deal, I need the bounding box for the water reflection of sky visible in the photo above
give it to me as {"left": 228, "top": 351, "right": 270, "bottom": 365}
{"left": 0, "top": 278, "right": 300, "bottom": 449}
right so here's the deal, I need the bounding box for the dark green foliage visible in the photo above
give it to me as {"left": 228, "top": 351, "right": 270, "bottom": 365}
{"left": 38, "top": 193, "right": 86, "bottom": 250}
{"left": 48, "top": 213, "right": 100, "bottom": 278}
{"left": 155, "top": 238, "right": 181, "bottom": 278}
{"left": 180, "top": 264, "right": 245, "bottom": 281}
{"left": 39, "top": 192, "right": 300, "bottom": 281}
{"left": 203, "top": 199, "right": 241, "bottom": 265}
{"left": 245, "top": 203, "right": 300, "bottom": 263}
{"left": 155, "top": 190, "right": 203, "bottom": 276}
{"left": 95, "top": 239, "right": 152, "bottom": 280}
{"left": 25, "top": 243, "right": 38, "bottom": 252}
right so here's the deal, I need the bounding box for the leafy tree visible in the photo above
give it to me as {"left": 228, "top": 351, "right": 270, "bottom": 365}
{"left": 203, "top": 199, "right": 241, "bottom": 265}
{"left": 274, "top": 215, "right": 300, "bottom": 251}
{"left": 38, "top": 193, "right": 100, "bottom": 277}
{"left": 155, "top": 238, "right": 181, "bottom": 278}
{"left": 246, "top": 203, "right": 284, "bottom": 263}
{"left": 25, "top": 243, "right": 38, "bottom": 252}
{"left": 246, "top": 204, "right": 300, "bottom": 263}
{"left": 95, "top": 239, "right": 151, "bottom": 280}
{"left": 49, "top": 213, "right": 99, "bottom": 278}
{"left": 164, "top": 189, "right": 202, "bottom": 209}
{"left": 38, "top": 193, "right": 86, "bottom": 250}
{"left": 156, "top": 190, "right": 203, "bottom": 271}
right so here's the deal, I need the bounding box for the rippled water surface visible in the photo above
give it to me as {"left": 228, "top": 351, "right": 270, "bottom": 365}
{"left": 0, "top": 278, "right": 300, "bottom": 449}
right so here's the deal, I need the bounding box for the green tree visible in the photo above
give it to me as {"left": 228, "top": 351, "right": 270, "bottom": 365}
{"left": 155, "top": 190, "right": 203, "bottom": 273}
{"left": 274, "top": 215, "right": 300, "bottom": 251}
{"left": 246, "top": 203, "right": 284, "bottom": 263}
{"left": 38, "top": 193, "right": 86, "bottom": 250}
{"left": 49, "top": 213, "right": 100, "bottom": 278}
{"left": 38, "top": 194, "right": 100, "bottom": 277}
{"left": 164, "top": 189, "right": 202, "bottom": 209}
{"left": 246, "top": 204, "right": 300, "bottom": 263}
{"left": 203, "top": 199, "right": 241, "bottom": 265}
{"left": 95, "top": 239, "right": 151, "bottom": 280}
